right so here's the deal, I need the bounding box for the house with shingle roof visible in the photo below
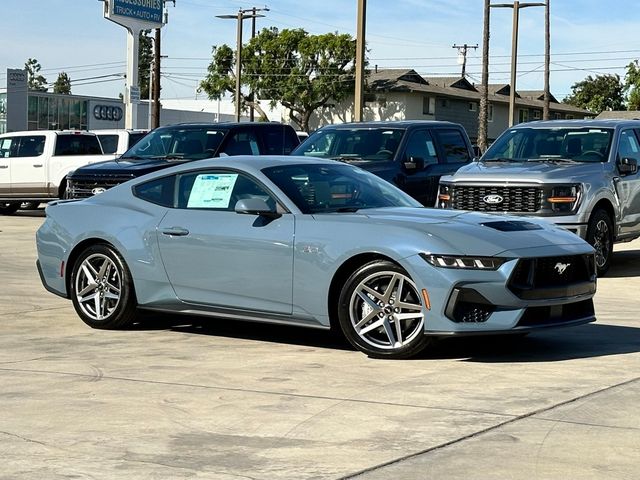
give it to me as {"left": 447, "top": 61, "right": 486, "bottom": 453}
{"left": 311, "top": 69, "right": 591, "bottom": 142}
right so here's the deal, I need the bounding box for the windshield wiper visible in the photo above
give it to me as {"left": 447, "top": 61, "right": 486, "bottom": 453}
{"left": 331, "top": 155, "right": 364, "bottom": 162}
{"left": 158, "top": 154, "right": 188, "bottom": 160}
{"left": 118, "top": 155, "right": 147, "bottom": 160}
{"left": 527, "top": 157, "right": 578, "bottom": 163}
{"left": 482, "top": 157, "right": 524, "bottom": 163}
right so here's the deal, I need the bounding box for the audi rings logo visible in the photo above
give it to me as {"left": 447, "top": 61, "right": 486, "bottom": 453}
{"left": 93, "top": 105, "right": 123, "bottom": 121}
{"left": 482, "top": 194, "right": 504, "bottom": 205}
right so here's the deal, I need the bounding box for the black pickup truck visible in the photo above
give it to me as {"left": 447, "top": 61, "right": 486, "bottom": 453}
{"left": 66, "top": 122, "right": 300, "bottom": 199}
{"left": 291, "top": 121, "right": 474, "bottom": 206}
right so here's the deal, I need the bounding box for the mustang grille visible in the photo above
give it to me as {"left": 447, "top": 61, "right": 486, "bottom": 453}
{"left": 451, "top": 185, "right": 543, "bottom": 212}
{"left": 508, "top": 254, "right": 596, "bottom": 300}
{"left": 67, "top": 175, "right": 135, "bottom": 199}
{"left": 517, "top": 299, "right": 595, "bottom": 327}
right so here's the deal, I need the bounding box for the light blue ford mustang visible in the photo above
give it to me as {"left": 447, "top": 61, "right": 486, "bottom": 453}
{"left": 36, "top": 156, "right": 597, "bottom": 358}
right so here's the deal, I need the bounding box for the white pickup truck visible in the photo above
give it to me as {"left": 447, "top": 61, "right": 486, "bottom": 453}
{"left": 92, "top": 129, "right": 148, "bottom": 158}
{"left": 0, "top": 130, "right": 105, "bottom": 214}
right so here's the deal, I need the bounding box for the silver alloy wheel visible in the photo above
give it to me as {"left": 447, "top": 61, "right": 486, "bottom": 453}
{"left": 75, "top": 253, "right": 122, "bottom": 321}
{"left": 593, "top": 219, "right": 610, "bottom": 268}
{"left": 348, "top": 270, "right": 424, "bottom": 350}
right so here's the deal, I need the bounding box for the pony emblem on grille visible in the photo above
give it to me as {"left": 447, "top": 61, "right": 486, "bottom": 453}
{"left": 554, "top": 262, "right": 571, "bottom": 274}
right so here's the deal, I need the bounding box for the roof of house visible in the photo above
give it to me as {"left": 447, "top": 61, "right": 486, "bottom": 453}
{"left": 367, "top": 70, "right": 590, "bottom": 115}
{"left": 595, "top": 110, "right": 640, "bottom": 120}
{"left": 519, "top": 90, "right": 560, "bottom": 103}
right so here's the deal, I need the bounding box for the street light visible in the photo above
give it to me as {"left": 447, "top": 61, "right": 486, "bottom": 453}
{"left": 491, "top": 1, "right": 544, "bottom": 127}
{"left": 216, "top": 8, "right": 266, "bottom": 122}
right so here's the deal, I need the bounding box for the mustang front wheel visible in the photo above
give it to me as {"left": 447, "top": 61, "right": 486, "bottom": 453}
{"left": 70, "top": 244, "right": 137, "bottom": 329}
{"left": 338, "top": 260, "right": 431, "bottom": 359}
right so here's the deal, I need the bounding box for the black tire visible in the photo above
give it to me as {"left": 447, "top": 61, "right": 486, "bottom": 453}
{"left": 586, "top": 209, "right": 613, "bottom": 276}
{"left": 20, "top": 202, "right": 40, "bottom": 210}
{"left": 0, "top": 202, "right": 20, "bottom": 215}
{"left": 337, "top": 260, "right": 432, "bottom": 359}
{"left": 70, "top": 244, "right": 137, "bottom": 329}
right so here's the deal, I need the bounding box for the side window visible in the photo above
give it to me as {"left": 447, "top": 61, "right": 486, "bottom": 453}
{"left": 133, "top": 175, "right": 176, "bottom": 207}
{"left": 221, "top": 131, "right": 260, "bottom": 156}
{"left": 177, "top": 171, "right": 273, "bottom": 210}
{"left": 127, "top": 132, "right": 147, "bottom": 149}
{"left": 98, "top": 135, "right": 119, "bottom": 154}
{"left": 0, "top": 137, "right": 17, "bottom": 158}
{"left": 404, "top": 130, "right": 438, "bottom": 165}
{"left": 15, "top": 136, "right": 46, "bottom": 157}
{"left": 263, "top": 128, "right": 286, "bottom": 155}
{"left": 54, "top": 135, "right": 102, "bottom": 155}
{"left": 434, "top": 129, "right": 471, "bottom": 163}
{"left": 618, "top": 130, "right": 640, "bottom": 161}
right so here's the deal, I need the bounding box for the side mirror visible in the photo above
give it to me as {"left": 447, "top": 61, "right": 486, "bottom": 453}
{"left": 618, "top": 157, "right": 638, "bottom": 175}
{"left": 403, "top": 156, "right": 425, "bottom": 171}
{"left": 234, "top": 198, "right": 281, "bottom": 218}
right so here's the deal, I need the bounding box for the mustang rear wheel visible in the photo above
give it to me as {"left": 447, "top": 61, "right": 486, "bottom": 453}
{"left": 70, "top": 244, "right": 137, "bottom": 329}
{"left": 338, "top": 260, "right": 432, "bottom": 359}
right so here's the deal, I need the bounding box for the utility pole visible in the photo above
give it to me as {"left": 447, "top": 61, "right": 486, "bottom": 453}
{"left": 452, "top": 43, "right": 478, "bottom": 78}
{"left": 354, "top": 0, "right": 367, "bottom": 122}
{"left": 491, "top": 1, "right": 544, "bottom": 127}
{"left": 478, "top": 0, "right": 491, "bottom": 153}
{"left": 543, "top": 0, "right": 550, "bottom": 120}
{"left": 216, "top": 8, "right": 266, "bottom": 122}
{"left": 249, "top": 6, "right": 269, "bottom": 122}
{"left": 152, "top": 28, "right": 162, "bottom": 128}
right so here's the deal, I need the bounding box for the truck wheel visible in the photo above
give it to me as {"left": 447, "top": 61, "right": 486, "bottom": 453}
{"left": 0, "top": 202, "right": 20, "bottom": 215}
{"left": 586, "top": 209, "right": 613, "bottom": 276}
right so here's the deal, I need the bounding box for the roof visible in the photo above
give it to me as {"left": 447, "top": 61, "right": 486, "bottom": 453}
{"left": 367, "top": 69, "right": 590, "bottom": 115}
{"left": 424, "top": 77, "right": 477, "bottom": 91}
{"left": 509, "top": 119, "right": 640, "bottom": 129}
{"left": 595, "top": 110, "right": 640, "bottom": 120}
{"left": 518, "top": 90, "right": 560, "bottom": 104}
{"left": 316, "top": 120, "right": 461, "bottom": 129}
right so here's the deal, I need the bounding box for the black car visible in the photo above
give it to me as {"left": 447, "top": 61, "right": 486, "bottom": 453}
{"left": 66, "top": 122, "right": 300, "bottom": 199}
{"left": 291, "top": 121, "right": 474, "bottom": 206}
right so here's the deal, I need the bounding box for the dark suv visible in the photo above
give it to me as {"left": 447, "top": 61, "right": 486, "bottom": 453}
{"left": 66, "top": 122, "right": 299, "bottom": 199}
{"left": 291, "top": 121, "right": 474, "bottom": 206}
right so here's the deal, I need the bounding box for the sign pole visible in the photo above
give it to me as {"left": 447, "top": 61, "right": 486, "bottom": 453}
{"left": 125, "top": 28, "right": 140, "bottom": 129}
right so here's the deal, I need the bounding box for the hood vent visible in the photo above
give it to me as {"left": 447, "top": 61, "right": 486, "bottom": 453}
{"left": 481, "top": 220, "right": 543, "bottom": 232}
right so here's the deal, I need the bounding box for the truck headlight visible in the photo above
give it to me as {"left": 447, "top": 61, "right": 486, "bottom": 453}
{"left": 437, "top": 184, "right": 452, "bottom": 209}
{"left": 420, "top": 253, "right": 507, "bottom": 270}
{"left": 547, "top": 184, "right": 581, "bottom": 213}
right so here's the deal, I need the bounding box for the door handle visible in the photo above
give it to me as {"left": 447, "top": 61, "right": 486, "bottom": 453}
{"left": 33, "top": 164, "right": 43, "bottom": 168}
{"left": 161, "top": 227, "right": 190, "bottom": 236}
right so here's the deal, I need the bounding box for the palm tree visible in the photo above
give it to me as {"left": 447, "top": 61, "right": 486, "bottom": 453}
{"left": 477, "top": 0, "right": 491, "bottom": 153}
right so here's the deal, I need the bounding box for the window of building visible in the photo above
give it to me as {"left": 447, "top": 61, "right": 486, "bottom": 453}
{"left": 469, "top": 102, "right": 477, "bottom": 112}
{"left": 518, "top": 109, "right": 530, "bottom": 124}
{"left": 422, "top": 96, "right": 435, "bottom": 115}
{"left": 566, "top": 114, "right": 574, "bottom": 120}
{"left": 533, "top": 110, "right": 541, "bottom": 120}
{"left": 554, "top": 113, "right": 562, "bottom": 120}
{"left": 488, "top": 104, "right": 494, "bottom": 122}
{"left": 440, "top": 98, "right": 449, "bottom": 108}
{"left": 38, "top": 97, "right": 49, "bottom": 130}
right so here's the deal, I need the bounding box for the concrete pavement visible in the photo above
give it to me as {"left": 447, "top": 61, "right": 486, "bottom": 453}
{"left": 1, "top": 211, "right": 639, "bottom": 479}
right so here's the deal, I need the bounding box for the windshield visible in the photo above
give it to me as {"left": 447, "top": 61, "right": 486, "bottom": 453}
{"left": 120, "top": 126, "right": 227, "bottom": 161}
{"left": 292, "top": 128, "right": 405, "bottom": 162}
{"left": 262, "top": 163, "right": 421, "bottom": 214}
{"left": 483, "top": 127, "right": 614, "bottom": 163}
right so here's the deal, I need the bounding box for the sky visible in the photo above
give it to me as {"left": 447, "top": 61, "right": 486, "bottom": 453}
{"left": 1, "top": 0, "right": 639, "bottom": 106}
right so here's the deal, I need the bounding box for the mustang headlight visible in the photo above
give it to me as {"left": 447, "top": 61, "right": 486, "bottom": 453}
{"left": 420, "top": 253, "right": 507, "bottom": 270}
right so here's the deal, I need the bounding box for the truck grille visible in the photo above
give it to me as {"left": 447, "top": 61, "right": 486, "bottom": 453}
{"left": 67, "top": 175, "right": 135, "bottom": 199}
{"left": 508, "top": 254, "right": 596, "bottom": 300}
{"left": 451, "top": 185, "right": 543, "bottom": 212}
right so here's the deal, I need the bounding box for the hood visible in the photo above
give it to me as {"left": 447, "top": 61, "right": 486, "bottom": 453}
{"left": 442, "top": 160, "right": 605, "bottom": 184}
{"left": 325, "top": 207, "right": 587, "bottom": 257}
{"left": 68, "top": 157, "right": 191, "bottom": 178}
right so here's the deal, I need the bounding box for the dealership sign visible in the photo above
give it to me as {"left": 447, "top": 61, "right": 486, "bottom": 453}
{"left": 104, "top": 0, "right": 163, "bottom": 30}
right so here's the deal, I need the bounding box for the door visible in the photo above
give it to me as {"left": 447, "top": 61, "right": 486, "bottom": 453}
{"left": 157, "top": 169, "right": 295, "bottom": 314}
{"left": 614, "top": 128, "right": 640, "bottom": 236}
{"left": 0, "top": 137, "right": 16, "bottom": 195}
{"left": 10, "top": 135, "right": 47, "bottom": 195}
{"left": 397, "top": 129, "right": 440, "bottom": 206}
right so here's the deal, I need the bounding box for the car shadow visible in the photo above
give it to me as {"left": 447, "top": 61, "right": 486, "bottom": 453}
{"left": 606, "top": 249, "right": 640, "bottom": 278}
{"left": 131, "top": 313, "right": 640, "bottom": 362}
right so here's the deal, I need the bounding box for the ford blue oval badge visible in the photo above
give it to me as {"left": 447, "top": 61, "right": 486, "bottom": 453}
{"left": 483, "top": 194, "right": 504, "bottom": 204}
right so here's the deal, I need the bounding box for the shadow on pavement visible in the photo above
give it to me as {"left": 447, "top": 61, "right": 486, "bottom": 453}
{"left": 131, "top": 312, "right": 640, "bottom": 361}
{"left": 606, "top": 249, "right": 640, "bottom": 278}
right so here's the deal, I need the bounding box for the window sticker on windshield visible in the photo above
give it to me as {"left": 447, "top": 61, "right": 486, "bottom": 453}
{"left": 187, "top": 173, "right": 238, "bottom": 208}
{"left": 426, "top": 140, "right": 437, "bottom": 157}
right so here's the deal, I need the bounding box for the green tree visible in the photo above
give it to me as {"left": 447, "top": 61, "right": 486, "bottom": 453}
{"left": 624, "top": 60, "right": 640, "bottom": 110}
{"left": 53, "top": 72, "right": 72, "bottom": 94}
{"left": 563, "top": 74, "right": 625, "bottom": 113}
{"left": 138, "top": 30, "right": 153, "bottom": 99}
{"left": 199, "top": 28, "right": 357, "bottom": 132}
{"left": 25, "top": 58, "right": 47, "bottom": 92}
